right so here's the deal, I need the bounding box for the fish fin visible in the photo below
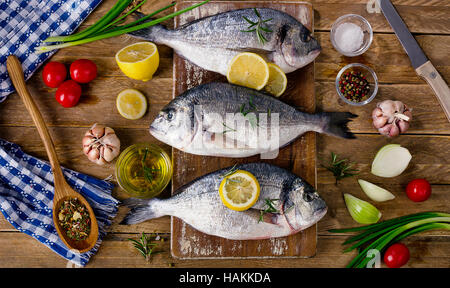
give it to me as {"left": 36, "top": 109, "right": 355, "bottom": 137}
{"left": 127, "top": 12, "right": 169, "bottom": 42}
{"left": 319, "top": 112, "right": 357, "bottom": 139}
{"left": 120, "top": 198, "right": 165, "bottom": 225}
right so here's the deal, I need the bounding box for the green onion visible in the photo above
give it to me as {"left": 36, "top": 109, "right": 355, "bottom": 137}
{"left": 344, "top": 193, "right": 381, "bottom": 224}
{"left": 36, "top": 0, "right": 209, "bottom": 53}
{"left": 329, "top": 212, "right": 450, "bottom": 268}
{"left": 95, "top": 0, "right": 149, "bottom": 34}
{"left": 44, "top": 0, "right": 134, "bottom": 43}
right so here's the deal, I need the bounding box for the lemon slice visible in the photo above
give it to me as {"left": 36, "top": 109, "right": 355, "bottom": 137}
{"left": 116, "top": 89, "right": 147, "bottom": 120}
{"left": 226, "top": 52, "right": 269, "bottom": 90}
{"left": 264, "top": 63, "right": 288, "bottom": 97}
{"left": 219, "top": 170, "right": 260, "bottom": 211}
{"left": 115, "top": 42, "right": 159, "bottom": 82}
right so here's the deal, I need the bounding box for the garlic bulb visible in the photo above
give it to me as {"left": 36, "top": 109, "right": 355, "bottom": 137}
{"left": 372, "top": 100, "right": 412, "bottom": 137}
{"left": 82, "top": 123, "right": 120, "bottom": 165}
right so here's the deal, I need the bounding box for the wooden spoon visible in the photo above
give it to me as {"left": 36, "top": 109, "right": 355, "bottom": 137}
{"left": 7, "top": 55, "right": 98, "bottom": 253}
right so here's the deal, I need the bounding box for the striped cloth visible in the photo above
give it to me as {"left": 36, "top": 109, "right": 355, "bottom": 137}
{"left": 0, "top": 139, "right": 118, "bottom": 266}
{"left": 0, "top": 0, "right": 103, "bottom": 102}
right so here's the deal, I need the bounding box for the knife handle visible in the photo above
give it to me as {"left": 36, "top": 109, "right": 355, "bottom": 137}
{"left": 416, "top": 61, "right": 450, "bottom": 122}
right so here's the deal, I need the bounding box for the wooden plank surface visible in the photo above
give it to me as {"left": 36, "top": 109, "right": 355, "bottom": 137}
{"left": 170, "top": 1, "right": 318, "bottom": 259}
{"left": 0, "top": 0, "right": 449, "bottom": 268}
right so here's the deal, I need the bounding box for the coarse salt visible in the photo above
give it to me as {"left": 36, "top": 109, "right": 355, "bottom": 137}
{"left": 334, "top": 22, "right": 364, "bottom": 53}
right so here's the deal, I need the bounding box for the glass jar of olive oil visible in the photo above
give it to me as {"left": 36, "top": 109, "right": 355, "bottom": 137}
{"left": 115, "top": 143, "right": 172, "bottom": 198}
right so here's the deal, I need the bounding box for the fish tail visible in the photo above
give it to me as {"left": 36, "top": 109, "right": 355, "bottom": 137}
{"left": 127, "top": 12, "right": 169, "bottom": 43}
{"left": 120, "top": 198, "right": 166, "bottom": 225}
{"left": 317, "top": 112, "right": 358, "bottom": 139}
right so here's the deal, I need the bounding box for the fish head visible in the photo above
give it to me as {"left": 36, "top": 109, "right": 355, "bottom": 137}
{"left": 280, "top": 24, "right": 321, "bottom": 69}
{"left": 149, "top": 98, "right": 197, "bottom": 150}
{"left": 283, "top": 178, "right": 327, "bottom": 231}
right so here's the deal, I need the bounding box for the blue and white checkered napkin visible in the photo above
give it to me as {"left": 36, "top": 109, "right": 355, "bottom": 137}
{"left": 0, "top": 0, "right": 103, "bottom": 102}
{"left": 0, "top": 139, "right": 119, "bottom": 266}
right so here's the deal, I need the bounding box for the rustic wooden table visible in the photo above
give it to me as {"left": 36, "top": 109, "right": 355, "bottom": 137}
{"left": 0, "top": 0, "right": 449, "bottom": 268}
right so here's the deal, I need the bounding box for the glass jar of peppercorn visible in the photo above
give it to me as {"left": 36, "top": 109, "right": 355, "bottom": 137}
{"left": 335, "top": 63, "right": 378, "bottom": 106}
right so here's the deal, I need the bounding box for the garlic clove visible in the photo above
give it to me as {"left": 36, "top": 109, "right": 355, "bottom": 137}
{"left": 91, "top": 123, "right": 106, "bottom": 138}
{"left": 398, "top": 120, "right": 410, "bottom": 134}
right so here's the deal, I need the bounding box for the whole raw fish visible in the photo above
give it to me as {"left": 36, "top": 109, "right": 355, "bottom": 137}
{"left": 129, "top": 8, "right": 321, "bottom": 74}
{"left": 121, "top": 163, "right": 327, "bottom": 240}
{"left": 149, "top": 82, "right": 356, "bottom": 158}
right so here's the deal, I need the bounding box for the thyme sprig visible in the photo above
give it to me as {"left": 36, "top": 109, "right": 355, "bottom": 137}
{"left": 241, "top": 8, "right": 273, "bottom": 44}
{"left": 128, "top": 232, "right": 161, "bottom": 262}
{"left": 141, "top": 148, "right": 161, "bottom": 183}
{"left": 322, "top": 152, "right": 359, "bottom": 185}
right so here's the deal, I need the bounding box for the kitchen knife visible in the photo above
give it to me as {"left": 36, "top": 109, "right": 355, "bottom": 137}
{"left": 380, "top": 0, "right": 450, "bottom": 122}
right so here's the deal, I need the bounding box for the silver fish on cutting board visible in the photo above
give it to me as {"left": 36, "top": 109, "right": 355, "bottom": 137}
{"left": 121, "top": 163, "right": 327, "bottom": 240}
{"left": 129, "top": 8, "right": 321, "bottom": 75}
{"left": 149, "top": 82, "right": 356, "bottom": 158}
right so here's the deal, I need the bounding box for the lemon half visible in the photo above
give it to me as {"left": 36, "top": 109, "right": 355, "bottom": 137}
{"left": 116, "top": 89, "right": 147, "bottom": 120}
{"left": 219, "top": 170, "right": 260, "bottom": 211}
{"left": 226, "top": 52, "right": 269, "bottom": 90}
{"left": 115, "top": 42, "right": 159, "bottom": 82}
{"left": 264, "top": 63, "right": 288, "bottom": 97}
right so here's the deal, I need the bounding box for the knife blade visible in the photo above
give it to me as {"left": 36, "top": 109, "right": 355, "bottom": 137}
{"left": 379, "top": 0, "right": 427, "bottom": 69}
{"left": 380, "top": 0, "right": 450, "bottom": 122}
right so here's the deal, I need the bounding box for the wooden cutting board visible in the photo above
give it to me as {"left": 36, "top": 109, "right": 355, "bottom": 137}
{"left": 171, "top": 0, "right": 317, "bottom": 259}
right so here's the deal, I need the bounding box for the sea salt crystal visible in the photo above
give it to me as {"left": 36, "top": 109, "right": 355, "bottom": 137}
{"left": 334, "top": 22, "right": 364, "bottom": 53}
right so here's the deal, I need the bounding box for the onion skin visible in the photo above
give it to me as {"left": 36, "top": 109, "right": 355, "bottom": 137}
{"left": 372, "top": 100, "right": 412, "bottom": 137}
{"left": 82, "top": 123, "right": 120, "bottom": 165}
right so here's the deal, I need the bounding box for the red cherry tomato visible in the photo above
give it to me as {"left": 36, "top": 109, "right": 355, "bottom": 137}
{"left": 55, "top": 80, "right": 82, "bottom": 108}
{"left": 384, "top": 243, "right": 410, "bottom": 268}
{"left": 42, "top": 62, "right": 67, "bottom": 88}
{"left": 70, "top": 59, "right": 97, "bottom": 83}
{"left": 406, "top": 179, "right": 431, "bottom": 202}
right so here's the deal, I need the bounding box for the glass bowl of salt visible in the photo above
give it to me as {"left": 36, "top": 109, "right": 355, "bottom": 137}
{"left": 330, "top": 14, "right": 373, "bottom": 57}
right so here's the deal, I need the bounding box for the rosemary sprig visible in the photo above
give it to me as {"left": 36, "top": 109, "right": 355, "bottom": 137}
{"left": 222, "top": 122, "right": 237, "bottom": 134}
{"left": 241, "top": 8, "right": 273, "bottom": 44}
{"left": 259, "top": 198, "right": 279, "bottom": 222}
{"left": 220, "top": 164, "right": 238, "bottom": 178}
{"left": 322, "top": 152, "right": 359, "bottom": 185}
{"left": 141, "top": 148, "right": 161, "bottom": 183}
{"left": 128, "top": 232, "right": 160, "bottom": 261}
{"left": 219, "top": 164, "right": 243, "bottom": 185}
{"left": 240, "top": 95, "right": 259, "bottom": 128}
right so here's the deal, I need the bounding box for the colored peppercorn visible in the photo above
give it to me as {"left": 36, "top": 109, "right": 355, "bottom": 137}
{"left": 339, "top": 71, "right": 371, "bottom": 102}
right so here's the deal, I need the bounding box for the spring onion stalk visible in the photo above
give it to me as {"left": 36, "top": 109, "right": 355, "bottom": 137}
{"left": 44, "top": 0, "right": 134, "bottom": 43}
{"left": 329, "top": 212, "right": 450, "bottom": 268}
{"left": 36, "top": 0, "right": 209, "bottom": 53}
{"left": 91, "top": 2, "right": 176, "bottom": 37}
{"left": 340, "top": 212, "right": 437, "bottom": 245}
{"left": 95, "top": 0, "right": 149, "bottom": 34}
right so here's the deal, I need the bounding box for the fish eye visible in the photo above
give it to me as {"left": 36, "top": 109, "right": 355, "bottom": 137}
{"left": 164, "top": 109, "right": 175, "bottom": 121}
{"left": 303, "top": 191, "right": 315, "bottom": 202}
{"left": 302, "top": 33, "right": 311, "bottom": 42}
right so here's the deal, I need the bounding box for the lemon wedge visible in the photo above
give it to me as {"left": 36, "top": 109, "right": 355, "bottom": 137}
{"left": 226, "top": 52, "right": 269, "bottom": 90}
{"left": 219, "top": 170, "right": 260, "bottom": 211}
{"left": 115, "top": 42, "right": 159, "bottom": 82}
{"left": 116, "top": 89, "right": 147, "bottom": 120}
{"left": 264, "top": 63, "right": 288, "bottom": 97}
